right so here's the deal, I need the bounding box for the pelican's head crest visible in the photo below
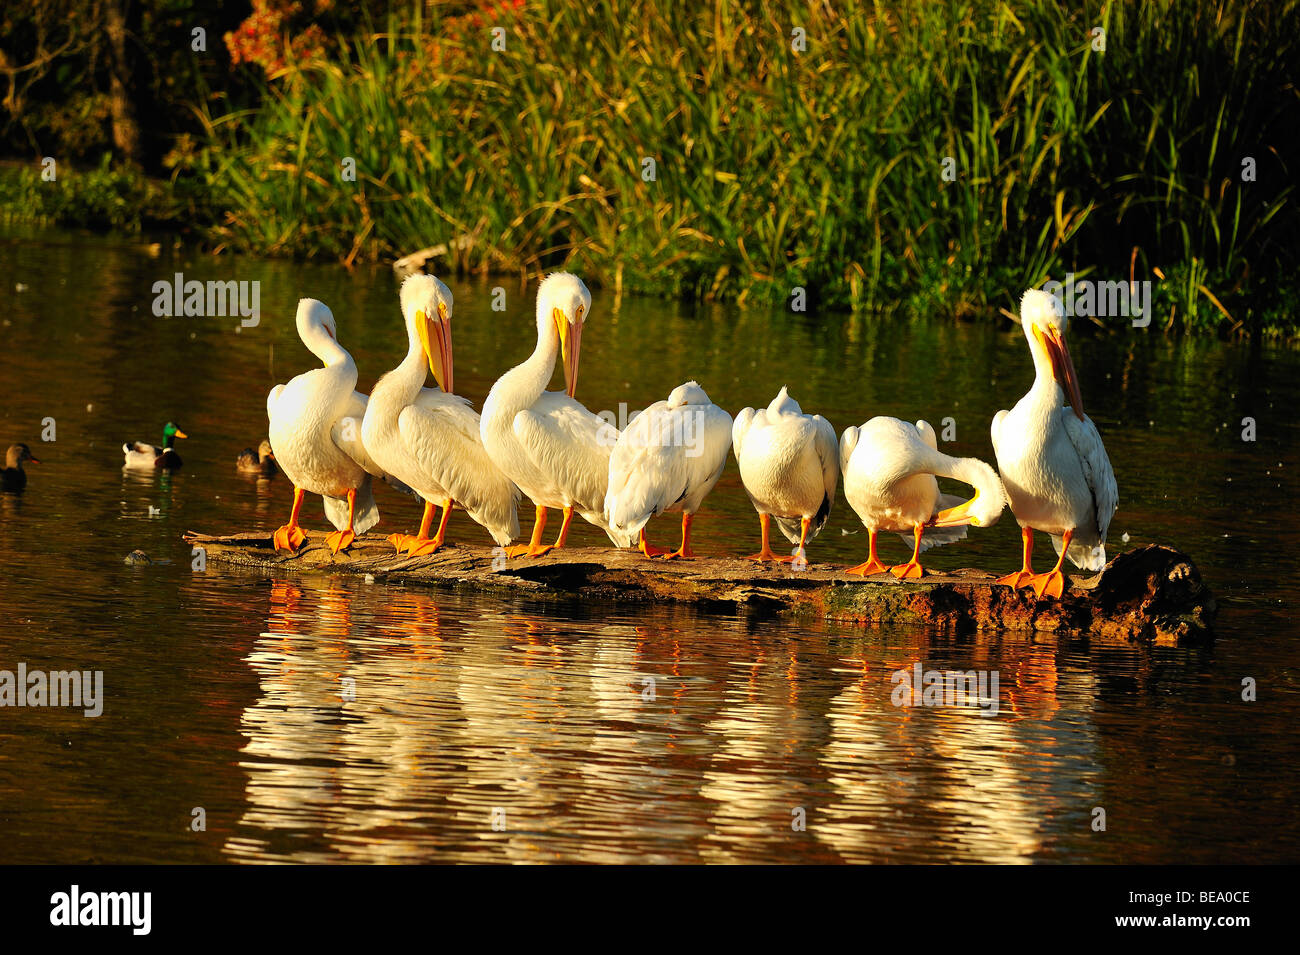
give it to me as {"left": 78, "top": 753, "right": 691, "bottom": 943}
{"left": 296, "top": 298, "right": 337, "bottom": 342}
{"left": 1021, "top": 288, "right": 1067, "bottom": 338}
{"left": 768, "top": 385, "right": 801, "bottom": 416}
{"left": 400, "top": 272, "right": 453, "bottom": 325}
{"left": 538, "top": 272, "right": 591, "bottom": 328}
{"left": 667, "top": 380, "right": 708, "bottom": 409}
{"left": 538, "top": 272, "right": 592, "bottom": 399}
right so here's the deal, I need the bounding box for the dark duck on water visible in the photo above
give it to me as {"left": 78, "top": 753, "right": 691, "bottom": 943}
{"left": 123, "top": 422, "right": 188, "bottom": 470}
{"left": 236, "top": 438, "right": 277, "bottom": 477}
{"left": 1, "top": 444, "right": 39, "bottom": 492}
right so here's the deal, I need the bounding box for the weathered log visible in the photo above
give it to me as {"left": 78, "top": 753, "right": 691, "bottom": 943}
{"left": 182, "top": 531, "right": 1216, "bottom": 645}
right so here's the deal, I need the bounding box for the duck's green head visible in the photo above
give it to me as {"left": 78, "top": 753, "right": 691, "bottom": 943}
{"left": 163, "top": 422, "right": 188, "bottom": 446}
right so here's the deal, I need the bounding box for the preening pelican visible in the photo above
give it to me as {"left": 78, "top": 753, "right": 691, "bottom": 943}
{"left": 732, "top": 386, "right": 838, "bottom": 562}
{"left": 360, "top": 274, "right": 520, "bottom": 553}
{"left": 604, "top": 380, "right": 733, "bottom": 558}
{"left": 267, "top": 299, "right": 387, "bottom": 554}
{"left": 480, "top": 273, "right": 632, "bottom": 556}
{"left": 839, "top": 416, "right": 1005, "bottom": 578}
{"left": 991, "top": 289, "right": 1118, "bottom": 598}
{"left": 124, "top": 422, "right": 186, "bottom": 470}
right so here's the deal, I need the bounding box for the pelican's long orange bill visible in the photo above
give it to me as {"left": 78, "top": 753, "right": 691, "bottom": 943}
{"left": 1042, "top": 327, "right": 1085, "bottom": 421}
{"left": 933, "top": 490, "right": 981, "bottom": 527}
{"left": 420, "top": 305, "right": 454, "bottom": 395}
{"left": 554, "top": 307, "right": 581, "bottom": 398}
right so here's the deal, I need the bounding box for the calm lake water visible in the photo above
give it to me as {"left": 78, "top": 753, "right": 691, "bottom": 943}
{"left": 0, "top": 226, "right": 1297, "bottom": 863}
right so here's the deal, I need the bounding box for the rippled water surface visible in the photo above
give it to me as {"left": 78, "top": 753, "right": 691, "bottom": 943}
{"left": 1, "top": 227, "right": 1297, "bottom": 863}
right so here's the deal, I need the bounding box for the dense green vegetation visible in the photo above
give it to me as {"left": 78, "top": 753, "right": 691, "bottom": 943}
{"left": 3, "top": 1, "right": 1298, "bottom": 334}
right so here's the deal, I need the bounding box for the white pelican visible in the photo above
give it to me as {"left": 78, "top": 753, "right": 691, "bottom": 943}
{"left": 732, "top": 386, "right": 838, "bottom": 562}
{"left": 360, "top": 274, "right": 520, "bottom": 553}
{"left": 991, "top": 289, "right": 1118, "bottom": 598}
{"left": 480, "top": 272, "right": 632, "bottom": 556}
{"left": 267, "top": 299, "right": 387, "bottom": 554}
{"left": 839, "top": 417, "right": 1005, "bottom": 578}
{"left": 604, "top": 380, "right": 733, "bottom": 558}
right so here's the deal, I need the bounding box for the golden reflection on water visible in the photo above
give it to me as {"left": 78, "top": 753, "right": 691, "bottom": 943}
{"left": 3, "top": 231, "right": 1298, "bottom": 864}
{"left": 222, "top": 579, "right": 1099, "bottom": 864}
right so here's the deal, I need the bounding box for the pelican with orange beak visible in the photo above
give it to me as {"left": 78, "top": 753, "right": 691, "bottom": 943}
{"left": 991, "top": 289, "right": 1117, "bottom": 598}
{"left": 266, "top": 299, "right": 388, "bottom": 554}
{"left": 480, "top": 272, "right": 634, "bottom": 556}
{"left": 361, "top": 274, "right": 520, "bottom": 554}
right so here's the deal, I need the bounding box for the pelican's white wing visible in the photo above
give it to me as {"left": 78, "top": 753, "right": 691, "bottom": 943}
{"left": 731, "top": 406, "right": 765, "bottom": 462}
{"left": 682, "top": 402, "right": 735, "bottom": 510}
{"left": 605, "top": 400, "right": 684, "bottom": 533}
{"left": 266, "top": 384, "right": 285, "bottom": 424}
{"left": 401, "top": 390, "right": 521, "bottom": 543}
{"left": 989, "top": 408, "right": 1010, "bottom": 456}
{"left": 330, "top": 391, "right": 384, "bottom": 477}
{"left": 320, "top": 391, "right": 383, "bottom": 535}
{"left": 1060, "top": 410, "right": 1117, "bottom": 569}
{"left": 513, "top": 391, "right": 618, "bottom": 517}
{"left": 811, "top": 414, "right": 840, "bottom": 510}
{"left": 838, "top": 425, "right": 860, "bottom": 477}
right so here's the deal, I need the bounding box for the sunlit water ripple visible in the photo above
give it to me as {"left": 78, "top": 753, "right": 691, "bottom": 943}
{"left": 0, "top": 227, "right": 1296, "bottom": 863}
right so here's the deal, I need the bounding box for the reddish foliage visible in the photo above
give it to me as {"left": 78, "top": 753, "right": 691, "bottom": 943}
{"left": 226, "top": 1, "right": 527, "bottom": 75}
{"left": 224, "top": 0, "right": 330, "bottom": 74}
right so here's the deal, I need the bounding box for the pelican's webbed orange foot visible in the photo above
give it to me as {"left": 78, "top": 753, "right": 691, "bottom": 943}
{"left": 638, "top": 528, "right": 671, "bottom": 559}
{"left": 995, "top": 569, "right": 1034, "bottom": 589}
{"left": 889, "top": 524, "right": 925, "bottom": 579}
{"left": 663, "top": 514, "right": 697, "bottom": 559}
{"left": 509, "top": 504, "right": 555, "bottom": 558}
{"left": 407, "top": 536, "right": 446, "bottom": 556}
{"left": 506, "top": 541, "right": 554, "bottom": 558}
{"left": 323, "top": 488, "right": 360, "bottom": 554}
{"left": 324, "top": 528, "right": 356, "bottom": 555}
{"left": 890, "top": 560, "right": 925, "bottom": 579}
{"left": 996, "top": 526, "right": 1037, "bottom": 591}
{"left": 1029, "top": 569, "right": 1067, "bottom": 599}
{"left": 273, "top": 524, "right": 307, "bottom": 552}
{"left": 845, "top": 558, "right": 889, "bottom": 577}
{"left": 406, "top": 500, "right": 453, "bottom": 556}
{"left": 387, "top": 533, "right": 414, "bottom": 553}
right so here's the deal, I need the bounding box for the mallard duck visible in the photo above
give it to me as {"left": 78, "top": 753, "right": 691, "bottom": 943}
{"left": 123, "top": 422, "right": 187, "bottom": 470}
{"left": 237, "top": 439, "right": 278, "bottom": 478}
{"left": 2, "top": 444, "right": 39, "bottom": 492}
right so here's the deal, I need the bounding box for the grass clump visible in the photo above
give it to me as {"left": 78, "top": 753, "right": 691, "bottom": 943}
{"left": 173, "top": 0, "right": 1299, "bottom": 334}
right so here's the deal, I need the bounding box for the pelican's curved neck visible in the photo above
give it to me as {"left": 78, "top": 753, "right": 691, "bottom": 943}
{"left": 372, "top": 312, "right": 429, "bottom": 413}
{"left": 399, "top": 311, "right": 430, "bottom": 384}
{"left": 494, "top": 306, "right": 559, "bottom": 413}
{"left": 305, "top": 326, "right": 352, "bottom": 370}
{"left": 940, "top": 454, "right": 987, "bottom": 490}
{"left": 1024, "top": 326, "right": 1061, "bottom": 411}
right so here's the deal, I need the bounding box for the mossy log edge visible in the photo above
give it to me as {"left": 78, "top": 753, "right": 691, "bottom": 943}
{"left": 181, "top": 532, "right": 1216, "bottom": 645}
{"left": 185, "top": 535, "right": 1216, "bottom": 647}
